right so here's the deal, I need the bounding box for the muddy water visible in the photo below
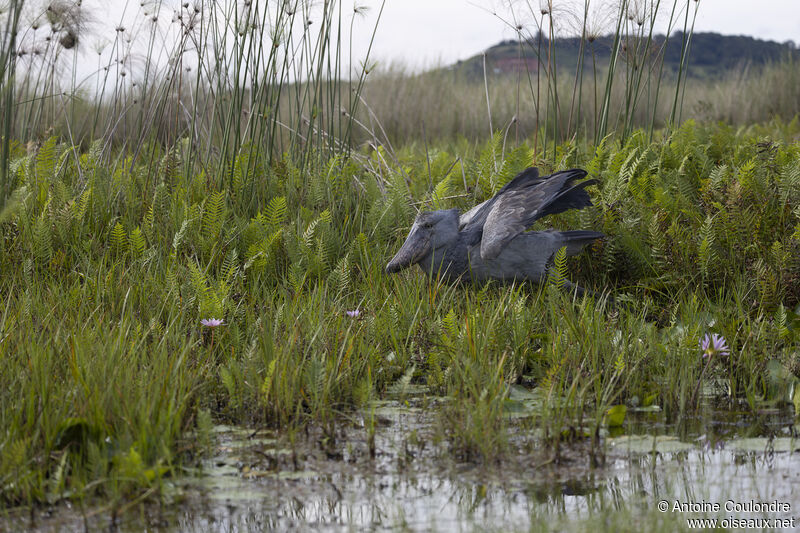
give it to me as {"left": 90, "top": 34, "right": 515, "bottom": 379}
{"left": 7, "top": 396, "right": 800, "bottom": 532}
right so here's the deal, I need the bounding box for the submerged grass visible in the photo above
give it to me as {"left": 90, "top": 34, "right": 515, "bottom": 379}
{"left": 1, "top": 118, "right": 800, "bottom": 507}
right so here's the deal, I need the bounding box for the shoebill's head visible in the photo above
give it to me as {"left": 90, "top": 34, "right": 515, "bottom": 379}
{"left": 385, "top": 209, "right": 459, "bottom": 274}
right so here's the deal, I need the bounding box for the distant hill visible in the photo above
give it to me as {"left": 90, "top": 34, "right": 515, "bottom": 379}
{"left": 451, "top": 32, "right": 799, "bottom": 80}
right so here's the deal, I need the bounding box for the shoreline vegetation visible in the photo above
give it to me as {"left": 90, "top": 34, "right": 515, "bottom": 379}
{"left": 0, "top": 0, "right": 799, "bottom": 525}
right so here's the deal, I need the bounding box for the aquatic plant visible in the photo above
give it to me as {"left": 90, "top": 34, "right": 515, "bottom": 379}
{"left": 700, "top": 333, "right": 729, "bottom": 360}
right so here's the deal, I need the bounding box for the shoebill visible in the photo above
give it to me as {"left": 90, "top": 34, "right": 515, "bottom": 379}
{"left": 385, "top": 167, "right": 603, "bottom": 292}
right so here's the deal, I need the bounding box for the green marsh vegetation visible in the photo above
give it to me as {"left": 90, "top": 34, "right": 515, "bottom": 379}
{"left": 0, "top": 0, "right": 800, "bottom": 524}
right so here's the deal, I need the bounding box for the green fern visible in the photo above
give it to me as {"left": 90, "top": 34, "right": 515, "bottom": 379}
{"left": 220, "top": 248, "right": 239, "bottom": 285}
{"left": 475, "top": 132, "right": 503, "bottom": 197}
{"left": 709, "top": 164, "right": 729, "bottom": 193}
{"left": 0, "top": 186, "right": 29, "bottom": 225}
{"left": 736, "top": 158, "right": 760, "bottom": 200}
{"left": 288, "top": 263, "right": 306, "bottom": 295}
{"left": 697, "top": 216, "right": 717, "bottom": 279}
{"left": 188, "top": 262, "right": 209, "bottom": 299}
{"left": 129, "top": 227, "right": 146, "bottom": 259}
{"left": 431, "top": 175, "right": 451, "bottom": 210}
{"left": 776, "top": 304, "right": 790, "bottom": 339}
{"left": 548, "top": 246, "right": 568, "bottom": 289}
{"left": 755, "top": 259, "right": 779, "bottom": 310}
{"left": 442, "top": 309, "right": 458, "bottom": 339}
{"left": 230, "top": 151, "right": 249, "bottom": 195}
{"left": 34, "top": 137, "right": 58, "bottom": 183}
{"left": 171, "top": 219, "right": 188, "bottom": 258}
{"left": 142, "top": 204, "right": 155, "bottom": 241}
{"left": 327, "top": 253, "right": 350, "bottom": 298}
{"left": 494, "top": 145, "right": 530, "bottom": 192}
{"left": 778, "top": 162, "right": 800, "bottom": 205}
{"left": 614, "top": 351, "right": 626, "bottom": 374}
{"left": 33, "top": 214, "right": 52, "bottom": 264}
{"left": 110, "top": 222, "right": 127, "bottom": 255}
{"left": 770, "top": 240, "right": 789, "bottom": 279}
{"left": 265, "top": 196, "right": 287, "bottom": 228}
{"left": 188, "top": 262, "right": 222, "bottom": 318}
{"left": 159, "top": 147, "right": 181, "bottom": 185}
{"left": 220, "top": 366, "right": 239, "bottom": 409}
{"left": 648, "top": 212, "right": 668, "bottom": 272}
{"left": 318, "top": 209, "right": 332, "bottom": 225}
{"left": 202, "top": 191, "right": 225, "bottom": 244}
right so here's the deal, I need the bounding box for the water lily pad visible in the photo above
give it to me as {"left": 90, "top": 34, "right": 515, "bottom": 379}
{"left": 726, "top": 438, "right": 800, "bottom": 453}
{"left": 503, "top": 385, "right": 545, "bottom": 418}
{"left": 276, "top": 470, "right": 318, "bottom": 480}
{"left": 607, "top": 435, "right": 694, "bottom": 454}
{"left": 604, "top": 405, "right": 627, "bottom": 427}
{"left": 508, "top": 385, "right": 541, "bottom": 402}
{"left": 642, "top": 393, "right": 659, "bottom": 407}
{"left": 370, "top": 404, "right": 422, "bottom": 417}
{"left": 630, "top": 405, "right": 662, "bottom": 413}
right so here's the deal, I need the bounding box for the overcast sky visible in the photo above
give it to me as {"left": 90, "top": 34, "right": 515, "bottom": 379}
{"left": 348, "top": 0, "right": 800, "bottom": 69}
{"left": 21, "top": 0, "right": 800, "bottom": 84}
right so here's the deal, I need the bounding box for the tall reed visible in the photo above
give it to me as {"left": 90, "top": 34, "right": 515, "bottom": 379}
{"left": 3, "top": 0, "right": 383, "bottom": 193}
{"left": 497, "top": 0, "right": 701, "bottom": 156}
{"left": 0, "top": 0, "right": 23, "bottom": 208}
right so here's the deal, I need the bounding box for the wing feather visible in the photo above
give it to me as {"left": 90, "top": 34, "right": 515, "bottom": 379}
{"left": 458, "top": 167, "right": 541, "bottom": 233}
{"left": 480, "top": 169, "right": 596, "bottom": 259}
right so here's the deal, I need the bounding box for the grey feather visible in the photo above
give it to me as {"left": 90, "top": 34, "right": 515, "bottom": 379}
{"left": 481, "top": 169, "right": 595, "bottom": 260}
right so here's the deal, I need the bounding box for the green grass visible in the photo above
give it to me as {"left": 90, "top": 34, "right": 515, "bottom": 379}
{"left": 1, "top": 118, "right": 800, "bottom": 507}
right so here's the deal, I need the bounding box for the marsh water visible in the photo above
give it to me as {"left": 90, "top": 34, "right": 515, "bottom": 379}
{"left": 8, "top": 390, "right": 800, "bottom": 532}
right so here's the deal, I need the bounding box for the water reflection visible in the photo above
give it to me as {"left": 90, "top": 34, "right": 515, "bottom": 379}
{"left": 8, "top": 404, "right": 800, "bottom": 532}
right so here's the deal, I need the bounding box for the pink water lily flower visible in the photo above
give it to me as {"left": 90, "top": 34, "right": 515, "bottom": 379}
{"left": 201, "top": 318, "right": 224, "bottom": 328}
{"left": 700, "top": 333, "right": 729, "bottom": 359}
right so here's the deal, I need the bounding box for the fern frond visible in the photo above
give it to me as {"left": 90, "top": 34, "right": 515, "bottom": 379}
{"left": 266, "top": 196, "right": 287, "bottom": 228}
{"left": 220, "top": 367, "right": 238, "bottom": 407}
{"left": 614, "top": 351, "right": 626, "bottom": 374}
{"left": 709, "top": 164, "right": 729, "bottom": 192}
{"left": 327, "top": 253, "right": 350, "bottom": 297}
{"left": 220, "top": 248, "right": 239, "bottom": 285}
{"left": 548, "top": 246, "right": 568, "bottom": 289}
{"left": 33, "top": 214, "right": 52, "bottom": 264}
{"left": 778, "top": 162, "right": 800, "bottom": 205}
{"left": 202, "top": 191, "right": 225, "bottom": 243}
{"left": 34, "top": 137, "right": 58, "bottom": 183}
{"left": 172, "top": 219, "right": 189, "bottom": 258}
{"left": 776, "top": 304, "right": 790, "bottom": 339}
{"left": 110, "top": 222, "right": 127, "bottom": 255}
{"left": 188, "top": 262, "right": 210, "bottom": 300}
{"left": 142, "top": 205, "right": 155, "bottom": 241}
{"left": 431, "top": 175, "right": 451, "bottom": 210}
{"left": 129, "top": 227, "right": 146, "bottom": 258}
{"left": 697, "top": 216, "right": 717, "bottom": 279}
{"left": 288, "top": 263, "right": 306, "bottom": 295}
{"left": 648, "top": 212, "right": 668, "bottom": 272}
{"left": 441, "top": 309, "right": 458, "bottom": 341}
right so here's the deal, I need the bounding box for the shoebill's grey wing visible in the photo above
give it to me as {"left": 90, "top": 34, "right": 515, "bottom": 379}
{"left": 479, "top": 169, "right": 598, "bottom": 260}
{"left": 458, "top": 198, "right": 490, "bottom": 231}
{"left": 458, "top": 167, "right": 542, "bottom": 234}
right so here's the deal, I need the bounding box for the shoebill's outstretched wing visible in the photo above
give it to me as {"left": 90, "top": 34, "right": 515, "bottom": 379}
{"left": 479, "top": 168, "right": 598, "bottom": 260}
{"left": 458, "top": 167, "right": 543, "bottom": 233}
